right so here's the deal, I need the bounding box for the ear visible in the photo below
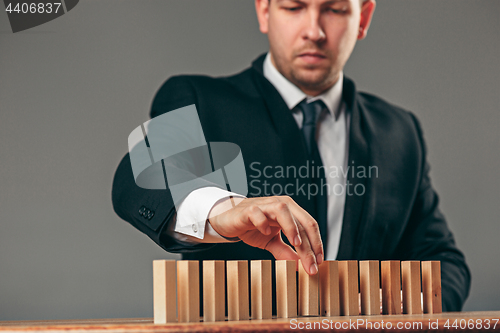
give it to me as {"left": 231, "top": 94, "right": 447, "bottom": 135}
{"left": 255, "top": 0, "right": 270, "bottom": 34}
{"left": 358, "top": 0, "right": 376, "bottom": 40}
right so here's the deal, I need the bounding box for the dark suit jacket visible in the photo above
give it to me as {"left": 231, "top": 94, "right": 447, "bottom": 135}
{"left": 112, "top": 54, "right": 470, "bottom": 311}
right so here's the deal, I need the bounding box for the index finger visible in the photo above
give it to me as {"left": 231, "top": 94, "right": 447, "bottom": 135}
{"left": 276, "top": 196, "right": 324, "bottom": 265}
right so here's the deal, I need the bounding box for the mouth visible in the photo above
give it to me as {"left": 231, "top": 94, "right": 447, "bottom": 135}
{"left": 297, "top": 51, "right": 327, "bottom": 64}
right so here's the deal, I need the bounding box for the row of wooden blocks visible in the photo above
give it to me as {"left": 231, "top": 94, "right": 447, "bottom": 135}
{"left": 153, "top": 260, "right": 442, "bottom": 323}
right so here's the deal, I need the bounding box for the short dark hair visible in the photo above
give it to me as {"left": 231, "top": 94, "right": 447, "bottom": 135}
{"left": 268, "top": 0, "right": 366, "bottom": 5}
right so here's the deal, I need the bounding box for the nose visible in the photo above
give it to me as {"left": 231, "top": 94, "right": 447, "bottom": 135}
{"left": 302, "top": 10, "right": 325, "bottom": 42}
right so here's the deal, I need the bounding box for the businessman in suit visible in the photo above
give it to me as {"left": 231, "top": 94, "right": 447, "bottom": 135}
{"left": 112, "top": 0, "right": 470, "bottom": 311}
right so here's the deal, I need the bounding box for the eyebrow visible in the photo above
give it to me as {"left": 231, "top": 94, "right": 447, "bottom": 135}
{"left": 276, "top": 0, "right": 349, "bottom": 4}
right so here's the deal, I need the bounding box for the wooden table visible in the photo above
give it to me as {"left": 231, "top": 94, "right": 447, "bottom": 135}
{"left": 1, "top": 312, "right": 499, "bottom": 332}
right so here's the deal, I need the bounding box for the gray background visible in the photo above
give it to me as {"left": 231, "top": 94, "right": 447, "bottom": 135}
{"left": 0, "top": 0, "right": 498, "bottom": 321}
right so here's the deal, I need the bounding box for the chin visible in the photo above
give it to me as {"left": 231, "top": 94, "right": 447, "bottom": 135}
{"left": 291, "top": 69, "right": 333, "bottom": 91}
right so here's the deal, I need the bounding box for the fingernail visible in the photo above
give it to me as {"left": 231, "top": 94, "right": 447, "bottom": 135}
{"left": 316, "top": 253, "right": 324, "bottom": 266}
{"left": 294, "top": 235, "right": 302, "bottom": 246}
{"left": 265, "top": 226, "right": 271, "bottom": 235}
{"left": 310, "top": 263, "right": 318, "bottom": 275}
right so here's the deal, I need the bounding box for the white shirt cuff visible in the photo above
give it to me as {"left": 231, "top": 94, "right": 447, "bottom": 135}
{"left": 174, "top": 187, "right": 245, "bottom": 240}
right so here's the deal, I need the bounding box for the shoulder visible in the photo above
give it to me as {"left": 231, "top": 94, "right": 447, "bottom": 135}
{"left": 356, "top": 91, "right": 418, "bottom": 130}
{"left": 355, "top": 91, "right": 424, "bottom": 142}
{"left": 354, "top": 90, "right": 428, "bottom": 167}
{"left": 150, "top": 68, "right": 260, "bottom": 118}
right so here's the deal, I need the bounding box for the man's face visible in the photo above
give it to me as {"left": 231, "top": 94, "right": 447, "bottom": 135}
{"left": 256, "top": 0, "right": 375, "bottom": 95}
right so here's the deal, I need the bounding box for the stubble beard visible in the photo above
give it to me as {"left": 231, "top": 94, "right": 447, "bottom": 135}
{"left": 273, "top": 51, "right": 339, "bottom": 95}
{"left": 289, "top": 65, "right": 337, "bottom": 94}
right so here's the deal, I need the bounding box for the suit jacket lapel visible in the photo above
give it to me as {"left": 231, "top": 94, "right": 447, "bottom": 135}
{"left": 250, "top": 55, "right": 317, "bottom": 219}
{"left": 336, "top": 77, "right": 370, "bottom": 260}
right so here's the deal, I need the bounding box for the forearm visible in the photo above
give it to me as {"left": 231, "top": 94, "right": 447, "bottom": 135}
{"left": 112, "top": 153, "right": 214, "bottom": 253}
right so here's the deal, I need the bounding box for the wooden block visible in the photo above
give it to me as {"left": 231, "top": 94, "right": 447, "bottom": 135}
{"left": 338, "top": 260, "right": 359, "bottom": 316}
{"left": 227, "top": 261, "right": 249, "bottom": 321}
{"left": 319, "top": 260, "right": 339, "bottom": 317}
{"left": 422, "top": 261, "right": 442, "bottom": 314}
{"left": 203, "top": 260, "right": 225, "bottom": 322}
{"left": 276, "top": 260, "right": 297, "bottom": 318}
{"left": 177, "top": 260, "right": 200, "bottom": 322}
{"left": 251, "top": 260, "right": 272, "bottom": 320}
{"left": 298, "top": 260, "right": 319, "bottom": 316}
{"left": 401, "top": 261, "right": 422, "bottom": 314}
{"left": 153, "top": 260, "right": 177, "bottom": 324}
{"left": 381, "top": 261, "right": 401, "bottom": 315}
{"left": 360, "top": 260, "right": 380, "bottom": 315}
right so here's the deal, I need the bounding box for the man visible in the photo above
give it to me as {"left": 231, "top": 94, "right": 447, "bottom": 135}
{"left": 112, "top": 0, "right": 470, "bottom": 311}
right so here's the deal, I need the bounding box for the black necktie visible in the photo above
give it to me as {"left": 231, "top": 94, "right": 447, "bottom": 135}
{"left": 298, "top": 99, "right": 328, "bottom": 246}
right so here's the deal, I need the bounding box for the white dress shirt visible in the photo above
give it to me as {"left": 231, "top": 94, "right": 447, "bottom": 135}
{"left": 170, "top": 53, "right": 350, "bottom": 260}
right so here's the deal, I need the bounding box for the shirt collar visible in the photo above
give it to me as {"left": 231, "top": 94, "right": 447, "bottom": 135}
{"left": 263, "top": 52, "right": 343, "bottom": 119}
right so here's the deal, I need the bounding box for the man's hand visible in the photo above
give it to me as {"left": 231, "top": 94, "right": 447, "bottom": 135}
{"left": 208, "top": 196, "right": 324, "bottom": 275}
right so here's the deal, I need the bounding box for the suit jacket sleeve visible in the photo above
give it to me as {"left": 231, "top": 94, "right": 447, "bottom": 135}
{"left": 111, "top": 76, "right": 216, "bottom": 253}
{"left": 395, "top": 113, "right": 471, "bottom": 311}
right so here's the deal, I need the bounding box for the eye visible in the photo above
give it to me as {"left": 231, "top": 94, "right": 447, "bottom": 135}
{"left": 326, "top": 5, "right": 349, "bottom": 14}
{"left": 284, "top": 6, "right": 302, "bottom": 12}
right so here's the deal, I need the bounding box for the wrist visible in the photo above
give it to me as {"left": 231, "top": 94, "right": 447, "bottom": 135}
{"left": 206, "top": 219, "right": 240, "bottom": 242}
{"left": 208, "top": 196, "right": 245, "bottom": 238}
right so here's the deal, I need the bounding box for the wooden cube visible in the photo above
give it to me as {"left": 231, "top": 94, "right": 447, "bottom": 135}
{"left": 251, "top": 260, "right": 272, "bottom": 320}
{"left": 298, "top": 260, "right": 319, "bottom": 316}
{"left": 227, "top": 261, "right": 249, "bottom": 321}
{"left": 360, "top": 260, "right": 380, "bottom": 315}
{"left": 153, "top": 260, "right": 177, "bottom": 324}
{"left": 422, "top": 261, "right": 442, "bottom": 314}
{"left": 276, "top": 260, "right": 297, "bottom": 318}
{"left": 319, "top": 260, "right": 339, "bottom": 317}
{"left": 203, "top": 260, "right": 225, "bottom": 322}
{"left": 338, "top": 260, "right": 359, "bottom": 316}
{"left": 401, "top": 261, "right": 422, "bottom": 314}
{"left": 177, "top": 260, "right": 200, "bottom": 322}
{"left": 381, "top": 261, "right": 401, "bottom": 315}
